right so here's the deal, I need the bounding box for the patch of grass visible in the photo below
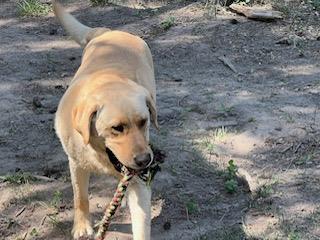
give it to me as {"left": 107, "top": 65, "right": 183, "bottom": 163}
{"left": 50, "top": 190, "right": 63, "bottom": 209}
{"left": 284, "top": 113, "right": 295, "bottom": 123}
{"left": 224, "top": 160, "right": 238, "bottom": 194}
{"left": 1, "top": 172, "right": 36, "bottom": 184}
{"left": 185, "top": 199, "right": 199, "bottom": 215}
{"left": 257, "top": 179, "right": 278, "bottom": 198}
{"left": 257, "top": 184, "right": 274, "bottom": 198}
{"left": 219, "top": 104, "right": 235, "bottom": 115}
{"left": 248, "top": 117, "right": 256, "bottom": 123}
{"left": 294, "top": 153, "right": 313, "bottom": 166}
{"left": 160, "top": 16, "right": 175, "bottom": 30}
{"left": 288, "top": 231, "right": 301, "bottom": 240}
{"left": 214, "top": 126, "right": 228, "bottom": 141}
{"left": 18, "top": 0, "right": 51, "bottom": 17}
{"left": 90, "top": 0, "right": 109, "bottom": 6}
{"left": 201, "top": 137, "right": 216, "bottom": 153}
{"left": 206, "top": 142, "right": 216, "bottom": 153}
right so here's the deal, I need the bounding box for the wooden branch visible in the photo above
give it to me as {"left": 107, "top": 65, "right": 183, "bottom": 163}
{"left": 229, "top": 4, "right": 283, "bottom": 21}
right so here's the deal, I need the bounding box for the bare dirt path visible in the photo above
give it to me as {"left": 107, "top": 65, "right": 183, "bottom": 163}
{"left": 1, "top": 1, "right": 320, "bottom": 239}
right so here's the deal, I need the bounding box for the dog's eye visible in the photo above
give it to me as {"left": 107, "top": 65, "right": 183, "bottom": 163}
{"left": 112, "top": 125, "right": 124, "bottom": 133}
{"left": 138, "top": 119, "right": 147, "bottom": 128}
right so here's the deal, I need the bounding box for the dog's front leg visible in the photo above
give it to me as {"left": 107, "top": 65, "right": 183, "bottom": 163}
{"left": 128, "top": 178, "right": 151, "bottom": 240}
{"left": 69, "top": 159, "right": 93, "bottom": 239}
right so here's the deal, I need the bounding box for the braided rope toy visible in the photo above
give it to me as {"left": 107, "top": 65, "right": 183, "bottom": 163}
{"left": 95, "top": 167, "right": 135, "bottom": 240}
{"left": 95, "top": 162, "right": 161, "bottom": 240}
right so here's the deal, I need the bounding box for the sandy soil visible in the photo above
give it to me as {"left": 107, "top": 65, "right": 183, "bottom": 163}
{"left": 0, "top": 0, "right": 320, "bottom": 239}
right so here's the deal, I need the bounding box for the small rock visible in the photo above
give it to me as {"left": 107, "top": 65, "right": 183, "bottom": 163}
{"left": 32, "top": 96, "right": 43, "bottom": 108}
{"left": 163, "top": 221, "right": 171, "bottom": 230}
{"left": 49, "top": 107, "right": 57, "bottom": 114}
{"left": 49, "top": 29, "right": 57, "bottom": 35}
{"left": 230, "top": 19, "right": 238, "bottom": 24}
{"left": 54, "top": 85, "right": 64, "bottom": 89}
{"left": 173, "top": 78, "right": 183, "bottom": 82}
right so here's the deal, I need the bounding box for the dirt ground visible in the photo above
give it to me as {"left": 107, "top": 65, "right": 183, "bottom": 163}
{"left": 1, "top": 0, "right": 320, "bottom": 239}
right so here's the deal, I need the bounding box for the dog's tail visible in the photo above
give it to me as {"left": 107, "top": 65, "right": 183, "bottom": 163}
{"left": 52, "top": 1, "right": 109, "bottom": 47}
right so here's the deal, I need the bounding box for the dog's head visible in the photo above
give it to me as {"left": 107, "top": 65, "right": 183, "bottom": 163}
{"left": 71, "top": 81, "right": 158, "bottom": 171}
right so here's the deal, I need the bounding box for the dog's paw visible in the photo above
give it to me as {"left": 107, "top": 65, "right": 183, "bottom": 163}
{"left": 72, "top": 220, "right": 93, "bottom": 239}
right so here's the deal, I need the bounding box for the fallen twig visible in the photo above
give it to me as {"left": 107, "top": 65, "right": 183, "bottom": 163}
{"left": 40, "top": 215, "right": 47, "bottom": 226}
{"left": 219, "top": 211, "right": 227, "bottom": 223}
{"left": 218, "top": 55, "right": 237, "bottom": 73}
{"left": 281, "top": 144, "right": 293, "bottom": 153}
{"left": 22, "top": 231, "right": 28, "bottom": 240}
{"left": 15, "top": 206, "right": 26, "bottom": 218}
{"left": 294, "top": 142, "right": 303, "bottom": 153}
{"left": 229, "top": 4, "right": 283, "bottom": 21}
{"left": 185, "top": 206, "right": 190, "bottom": 222}
{"left": 32, "top": 175, "right": 56, "bottom": 182}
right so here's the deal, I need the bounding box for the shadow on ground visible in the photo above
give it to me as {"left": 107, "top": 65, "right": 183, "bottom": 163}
{"left": 1, "top": 0, "right": 320, "bottom": 239}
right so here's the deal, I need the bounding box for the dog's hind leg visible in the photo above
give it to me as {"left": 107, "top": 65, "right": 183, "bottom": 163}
{"left": 128, "top": 178, "right": 151, "bottom": 240}
{"left": 69, "top": 159, "right": 93, "bottom": 239}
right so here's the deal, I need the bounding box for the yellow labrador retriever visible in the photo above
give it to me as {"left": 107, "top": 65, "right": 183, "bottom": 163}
{"left": 53, "top": 1, "right": 158, "bottom": 239}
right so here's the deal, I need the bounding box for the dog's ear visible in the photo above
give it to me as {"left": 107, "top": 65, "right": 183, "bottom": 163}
{"left": 146, "top": 94, "right": 159, "bottom": 130}
{"left": 72, "top": 101, "right": 99, "bottom": 145}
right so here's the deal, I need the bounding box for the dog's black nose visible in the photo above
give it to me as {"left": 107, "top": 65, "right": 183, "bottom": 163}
{"left": 134, "top": 153, "right": 152, "bottom": 168}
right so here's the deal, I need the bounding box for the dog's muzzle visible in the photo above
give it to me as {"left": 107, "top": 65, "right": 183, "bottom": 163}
{"left": 105, "top": 147, "right": 153, "bottom": 173}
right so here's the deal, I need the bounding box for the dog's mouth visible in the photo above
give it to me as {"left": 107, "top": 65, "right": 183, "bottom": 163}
{"left": 105, "top": 147, "right": 124, "bottom": 173}
{"left": 105, "top": 147, "right": 154, "bottom": 173}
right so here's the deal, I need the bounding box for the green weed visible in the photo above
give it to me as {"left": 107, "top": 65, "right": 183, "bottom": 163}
{"left": 1, "top": 172, "right": 36, "bottom": 184}
{"left": 186, "top": 199, "right": 199, "bottom": 215}
{"left": 224, "top": 160, "right": 238, "bottom": 193}
{"left": 50, "top": 190, "right": 63, "bottom": 209}
{"left": 30, "top": 227, "right": 39, "bottom": 237}
{"left": 257, "top": 184, "right": 274, "bottom": 198}
{"left": 288, "top": 231, "right": 300, "bottom": 240}
{"left": 248, "top": 117, "right": 256, "bottom": 123}
{"left": 295, "top": 153, "right": 313, "bottom": 166}
{"left": 160, "top": 16, "right": 175, "bottom": 30}
{"left": 219, "top": 104, "right": 235, "bottom": 115}
{"left": 18, "top": 0, "right": 51, "bottom": 17}
{"left": 225, "top": 179, "right": 238, "bottom": 193}
{"left": 226, "top": 159, "right": 237, "bottom": 178}
{"left": 214, "top": 126, "right": 228, "bottom": 141}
